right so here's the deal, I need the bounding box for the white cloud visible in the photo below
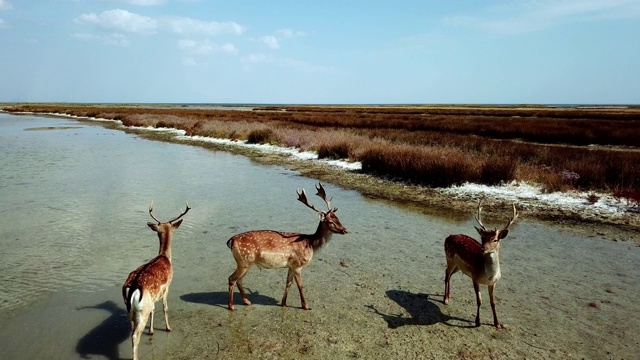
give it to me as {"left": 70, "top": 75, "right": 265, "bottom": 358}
{"left": 182, "top": 56, "right": 209, "bottom": 67}
{"left": 178, "top": 39, "right": 238, "bottom": 55}
{"left": 74, "top": 9, "right": 245, "bottom": 51}
{"left": 75, "top": 9, "right": 157, "bottom": 34}
{"left": 178, "top": 39, "right": 197, "bottom": 48}
{"left": 218, "top": 43, "right": 239, "bottom": 54}
{"left": 0, "top": 0, "right": 12, "bottom": 11}
{"left": 162, "top": 17, "right": 244, "bottom": 36}
{"left": 183, "top": 57, "right": 197, "bottom": 66}
{"left": 261, "top": 35, "right": 279, "bottom": 49}
{"left": 445, "top": 0, "right": 640, "bottom": 34}
{"left": 259, "top": 28, "right": 306, "bottom": 49}
{"left": 275, "top": 28, "right": 306, "bottom": 38}
{"left": 73, "top": 32, "right": 130, "bottom": 46}
{"left": 275, "top": 29, "right": 293, "bottom": 38}
{"left": 244, "top": 53, "right": 269, "bottom": 64}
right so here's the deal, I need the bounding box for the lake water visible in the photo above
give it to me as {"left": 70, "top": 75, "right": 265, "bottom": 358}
{"left": 0, "top": 112, "right": 639, "bottom": 359}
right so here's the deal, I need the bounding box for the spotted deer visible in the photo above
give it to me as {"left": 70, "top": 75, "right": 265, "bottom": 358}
{"left": 443, "top": 202, "right": 518, "bottom": 328}
{"left": 227, "top": 183, "right": 348, "bottom": 311}
{"left": 122, "top": 202, "right": 190, "bottom": 360}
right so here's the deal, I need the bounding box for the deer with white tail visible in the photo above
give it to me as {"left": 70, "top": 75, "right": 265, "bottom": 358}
{"left": 227, "top": 182, "right": 348, "bottom": 311}
{"left": 122, "top": 202, "right": 190, "bottom": 360}
{"left": 443, "top": 201, "right": 518, "bottom": 328}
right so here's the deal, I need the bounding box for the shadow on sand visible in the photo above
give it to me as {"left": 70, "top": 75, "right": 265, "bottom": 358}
{"left": 181, "top": 289, "right": 279, "bottom": 309}
{"left": 367, "top": 289, "right": 474, "bottom": 329}
{"left": 75, "top": 300, "right": 130, "bottom": 360}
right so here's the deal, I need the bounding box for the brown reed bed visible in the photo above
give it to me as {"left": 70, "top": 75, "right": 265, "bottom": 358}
{"left": 3, "top": 103, "right": 640, "bottom": 202}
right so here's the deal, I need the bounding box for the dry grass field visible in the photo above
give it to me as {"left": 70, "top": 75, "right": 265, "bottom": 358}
{"left": 4, "top": 103, "right": 640, "bottom": 206}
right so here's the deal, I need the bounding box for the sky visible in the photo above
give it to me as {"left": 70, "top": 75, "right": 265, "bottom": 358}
{"left": 0, "top": 0, "right": 639, "bottom": 104}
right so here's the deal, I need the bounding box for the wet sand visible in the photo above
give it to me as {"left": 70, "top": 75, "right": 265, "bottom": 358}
{"left": 1, "top": 217, "right": 638, "bottom": 360}
{"left": 1, "top": 114, "right": 639, "bottom": 360}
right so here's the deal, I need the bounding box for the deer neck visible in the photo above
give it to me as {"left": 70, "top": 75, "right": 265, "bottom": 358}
{"left": 309, "top": 221, "right": 333, "bottom": 251}
{"left": 483, "top": 249, "right": 501, "bottom": 282}
{"left": 158, "top": 232, "right": 173, "bottom": 262}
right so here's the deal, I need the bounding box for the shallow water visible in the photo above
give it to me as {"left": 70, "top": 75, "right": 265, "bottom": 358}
{"left": 0, "top": 113, "right": 639, "bottom": 359}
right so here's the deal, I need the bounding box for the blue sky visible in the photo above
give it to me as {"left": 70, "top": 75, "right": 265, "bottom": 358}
{"left": 1, "top": 0, "right": 639, "bottom": 104}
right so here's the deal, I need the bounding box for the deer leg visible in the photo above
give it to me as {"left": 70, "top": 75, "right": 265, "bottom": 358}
{"left": 162, "top": 292, "right": 172, "bottom": 332}
{"left": 293, "top": 268, "right": 308, "bottom": 310}
{"left": 237, "top": 276, "right": 251, "bottom": 306}
{"left": 488, "top": 284, "right": 503, "bottom": 329}
{"left": 228, "top": 265, "right": 250, "bottom": 311}
{"left": 281, "top": 268, "right": 295, "bottom": 307}
{"left": 132, "top": 310, "right": 149, "bottom": 360}
{"left": 443, "top": 263, "right": 458, "bottom": 305}
{"left": 473, "top": 280, "right": 482, "bottom": 327}
{"left": 148, "top": 303, "right": 155, "bottom": 335}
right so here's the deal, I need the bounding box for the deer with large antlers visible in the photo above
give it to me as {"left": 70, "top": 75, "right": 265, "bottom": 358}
{"left": 443, "top": 201, "right": 518, "bottom": 328}
{"left": 227, "top": 182, "right": 348, "bottom": 311}
{"left": 122, "top": 202, "right": 190, "bottom": 360}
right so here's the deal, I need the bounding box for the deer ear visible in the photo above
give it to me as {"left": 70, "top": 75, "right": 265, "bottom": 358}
{"left": 498, "top": 229, "right": 509, "bottom": 239}
{"left": 172, "top": 219, "right": 183, "bottom": 229}
{"left": 148, "top": 222, "right": 159, "bottom": 232}
{"left": 474, "top": 226, "right": 484, "bottom": 235}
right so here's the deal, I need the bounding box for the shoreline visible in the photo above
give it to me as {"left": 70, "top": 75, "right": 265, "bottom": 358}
{"left": 5, "top": 110, "right": 640, "bottom": 244}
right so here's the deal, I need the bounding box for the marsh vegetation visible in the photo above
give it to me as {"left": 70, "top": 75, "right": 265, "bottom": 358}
{"left": 4, "top": 103, "right": 640, "bottom": 206}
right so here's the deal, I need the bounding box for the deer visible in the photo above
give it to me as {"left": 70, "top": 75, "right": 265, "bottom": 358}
{"left": 227, "top": 182, "right": 348, "bottom": 311}
{"left": 443, "top": 201, "right": 518, "bottom": 328}
{"left": 122, "top": 202, "right": 190, "bottom": 360}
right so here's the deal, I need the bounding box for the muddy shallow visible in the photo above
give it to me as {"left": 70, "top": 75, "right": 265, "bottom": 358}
{"left": 0, "top": 113, "right": 639, "bottom": 360}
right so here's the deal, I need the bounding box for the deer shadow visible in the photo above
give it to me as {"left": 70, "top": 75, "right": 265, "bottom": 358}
{"left": 367, "top": 290, "right": 474, "bottom": 329}
{"left": 75, "top": 300, "right": 130, "bottom": 360}
{"left": 180, "top": 289, "right": 279, "bottom": 309}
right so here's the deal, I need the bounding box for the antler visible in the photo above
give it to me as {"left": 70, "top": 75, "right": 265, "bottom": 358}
{"left": 168, "top": 202, "right": 191, "bottom": 224}
{"left": 297, "top": 189, "right": 322, "bottom": 214}
{"left": 148, "top": 201, "right": 191, "bottom": 224}
{"left": 149, "top": 200, "right": 162, "bottom": 224}
{"left": 474, "top": 200, "right": 488, "bottom": 231}
{"left": 297, "top": 183, "right": 338, "bottom": 214}
{"left": 503, "top": 204, "right": 518, "bottom": 230}
{"left": 315, "top": 183, "right": 336, "bottom": 211}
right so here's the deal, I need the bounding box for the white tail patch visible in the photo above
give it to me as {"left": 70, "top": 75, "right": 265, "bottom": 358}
{"left": 124, "top": 286, "right": 143, "bottom": 313}
{"left": 130, "top": 289, "right": 143, "bottom": 310}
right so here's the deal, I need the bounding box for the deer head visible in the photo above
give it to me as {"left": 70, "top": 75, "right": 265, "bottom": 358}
{"left": 474, "top": 201, "right": 518, "bottom": 255}
{"left": 296, "top": 183, "right": 348, "bottom": 234}
{"left": 146, "top": 201, "right": 191, "bottom": 257}
{"left": 147, "top": 201, "right": 190, "bottom": 231}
